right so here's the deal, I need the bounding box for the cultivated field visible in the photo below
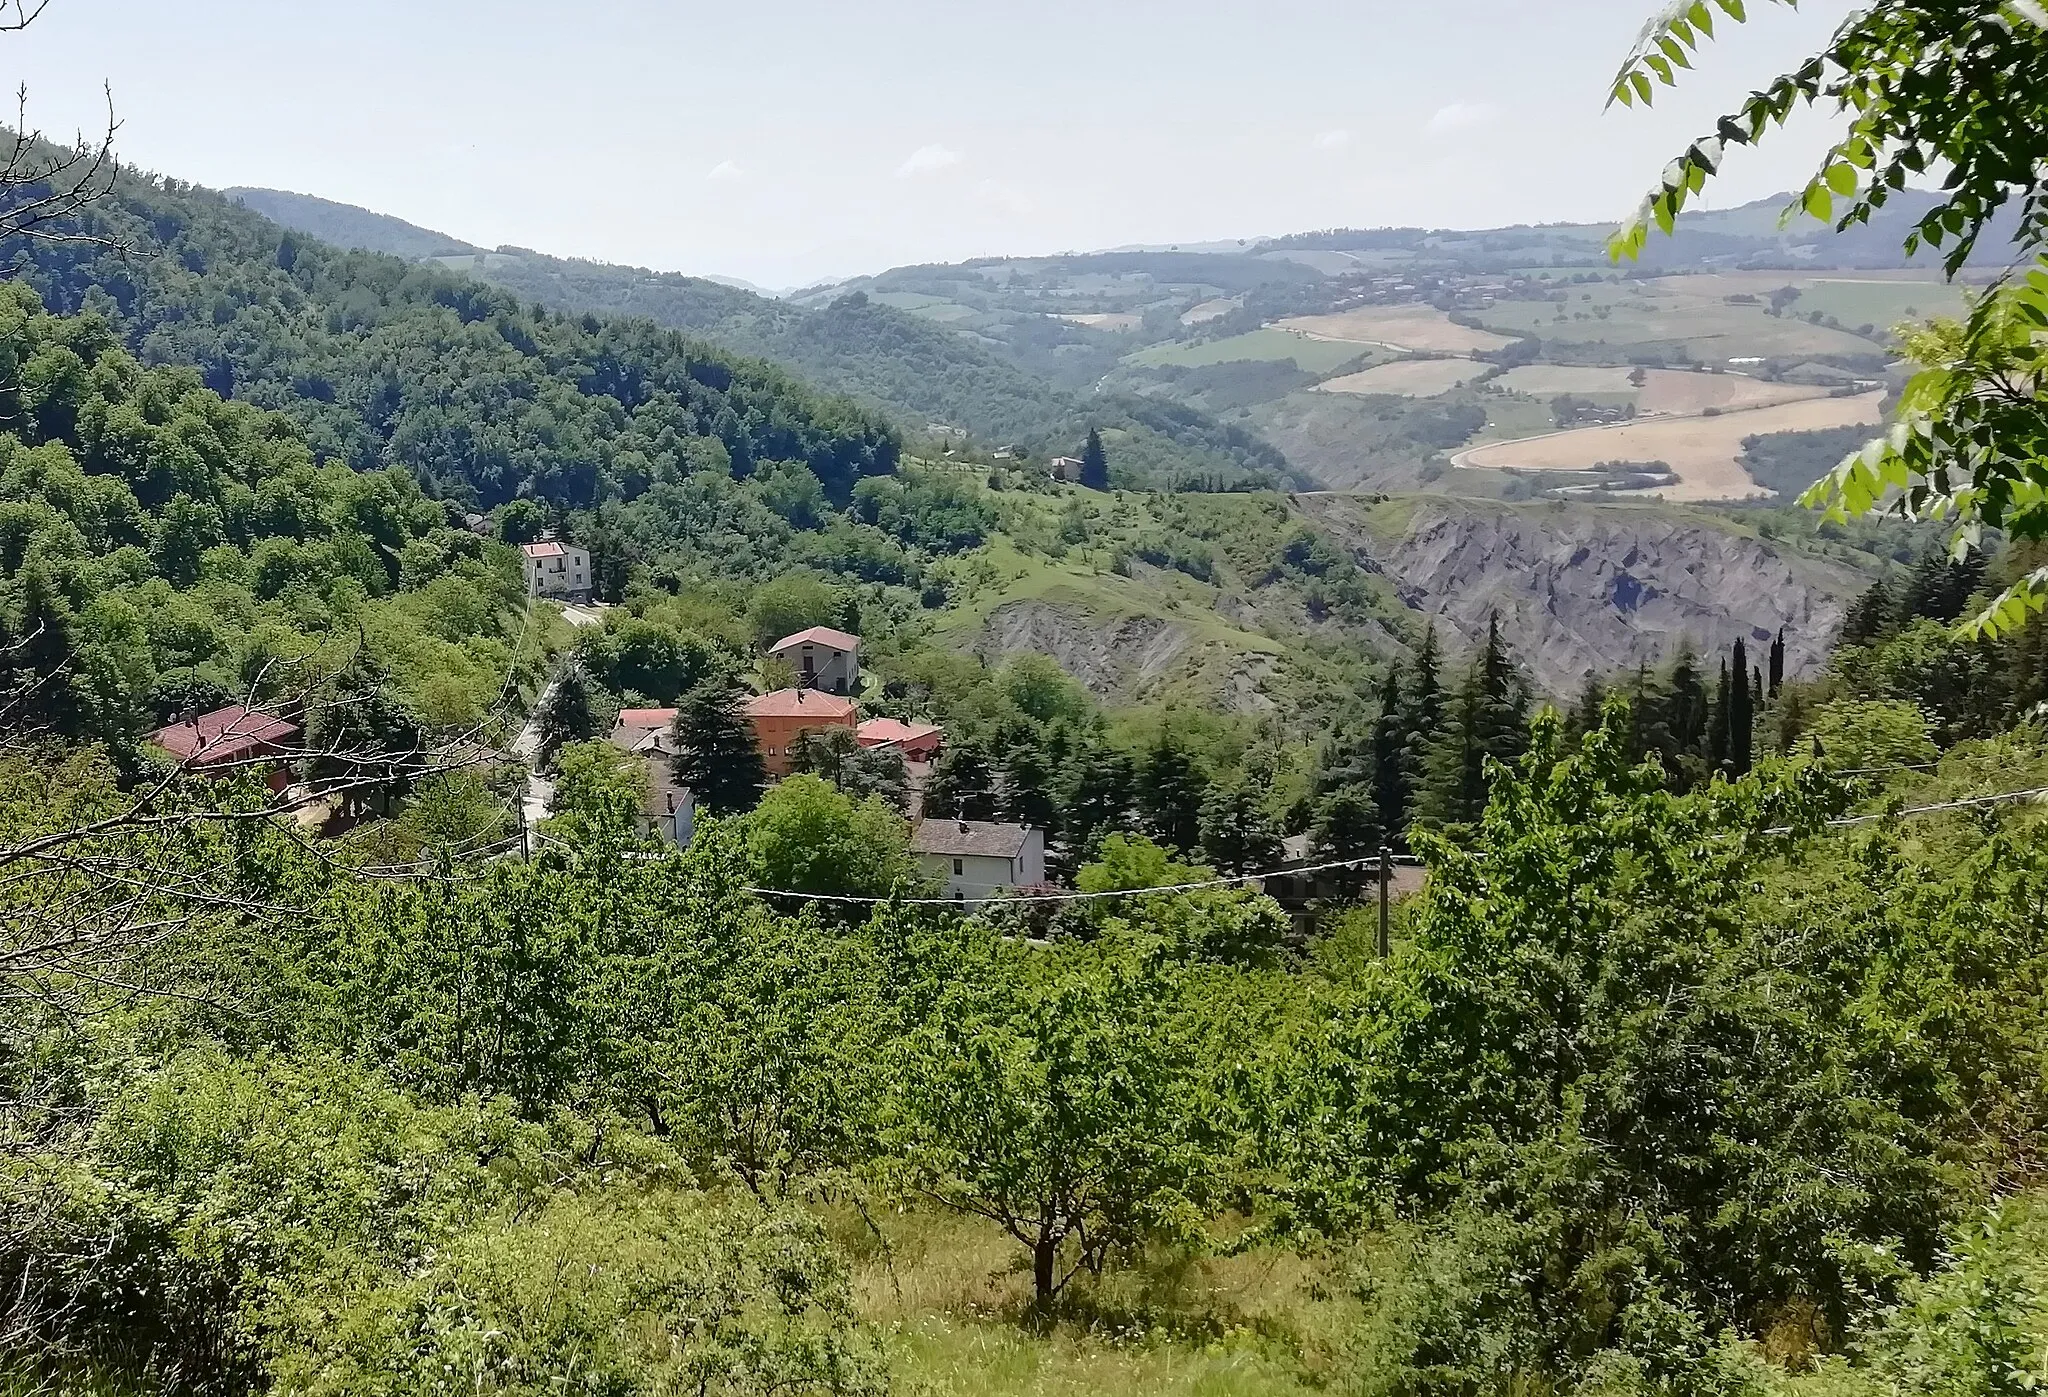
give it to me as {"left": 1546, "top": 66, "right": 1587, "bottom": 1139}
{"left": 1056, "top": 312, "right": 1145, "bottom": 331}
{"left": 1492, "top": 365, "right": 1639, "bottom": 395}
{"left": 1472, "top": 278, "right": 1902, "bottom": 360}
{"left": 1129, "top": 328, "right": 1370, "bottom": 372}
{"left": 1453, "top": 390, "right": 1885, "bottom": 501}
{"left": 1275, "top": 307, "right": 1514, "bottom": 354}
{"left": 1179, "top": 297, "right": 1238, "bottom": 325}
{"left": 1490, "top": 365, "right": 1830, "bottom": 414}
{"left": 1317, "top": 358, "right": 1485, "bottom": 397}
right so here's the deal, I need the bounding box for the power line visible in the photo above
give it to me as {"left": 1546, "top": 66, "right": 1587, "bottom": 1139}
{"left": 1765, "top": 783, "right": 2048, "bottom": 836}
{"left": 739, "top": 853, "right": 1424, "bottom": 908}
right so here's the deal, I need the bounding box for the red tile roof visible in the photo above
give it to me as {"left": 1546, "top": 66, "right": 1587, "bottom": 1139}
{"left": 149, "top": 706, "right": 300, "bottom": 767}
{"left": 521, "top": 541, "right": 567, "bottom": 559}
{"left": 614, "top": 708, "right": 679, "bottom": 729}
{"left": 768, "top": 625, "right": 861, "bottom": 654}
{"left": 743, "top": 689, "right": 857, "bottom": 719}
{"left": 856, "top": 717, "right": 942, "bottom": 748}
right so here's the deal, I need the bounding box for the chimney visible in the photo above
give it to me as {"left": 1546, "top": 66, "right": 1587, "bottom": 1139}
{"left": 957, "top": 819, "right": 969, "bottom": 834}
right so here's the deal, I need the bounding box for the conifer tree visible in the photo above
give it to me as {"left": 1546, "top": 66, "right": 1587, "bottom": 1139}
{"left": 999, "top": 743, "right": 1061, "bottom": 837}
{"left": 1062, "top": 742, "right": 1137, "bottom": 863}
{"left": 535, "top": 663, "right": 602, "bottom": 767}
{"left": 922, "top": 743, "right": 999, "bottom": 822}
{"left": 1138, "top": 733, "right": 1208, "bottom": 854}
{"left": 1197, "top": 781, "right": 1284, "bottom": 875}
{"left": 1841, "top": 580, "right": 1895, "bottom": 646}
{"left": 1368, "top": 667, "right": 1410, "bottom": 839}
{"left": 1731, "top": 639, "right": 1755, "bottom": 776}
{"left": 1710, "top": 657, "right": 1732, "bottom": 774}
{"left": 669, "top": 679, "right": 767, "bottom": 816}
{"left": 1418, "top": 615, "right": 1529, "bottom": 825}
{"left": 1079, "top": 427, "right": 1109, "bottom": 491}
{"left": 1402, "top": 625, "right": 1445, "bottom": 782}
{"left": 1768, "top": 628, "right": 1786, "bottom": 696}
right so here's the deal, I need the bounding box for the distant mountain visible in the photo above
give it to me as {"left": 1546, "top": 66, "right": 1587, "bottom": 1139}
{"left": 226, "top": 188, "right": 480, "bottom": 260}
{"left": 1254, "top": 189, "right": 2024, "bottom": 273}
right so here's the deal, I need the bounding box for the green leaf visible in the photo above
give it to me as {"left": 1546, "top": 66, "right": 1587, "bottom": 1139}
{"left": 1803, "top": 184, "right": 1835, "bottom": 221}
{"left": 1825, "top": 162, "right": 1858, "bottom": 196}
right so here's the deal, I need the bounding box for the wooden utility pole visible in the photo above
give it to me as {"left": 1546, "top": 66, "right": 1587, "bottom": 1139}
{"left": 1378, "top": 845, "right": 1392, "bottom": 959}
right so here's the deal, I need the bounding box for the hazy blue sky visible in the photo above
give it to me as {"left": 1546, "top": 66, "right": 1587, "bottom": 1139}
{"left": 13, "top": 0, "right": 1860, "bottom": 287}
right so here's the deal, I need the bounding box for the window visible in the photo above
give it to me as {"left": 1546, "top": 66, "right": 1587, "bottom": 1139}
{"left": 953, "top": 858, "right": 963, "bottom": 876}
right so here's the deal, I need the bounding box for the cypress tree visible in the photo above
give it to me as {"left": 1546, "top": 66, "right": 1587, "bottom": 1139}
{"left": 1710, "top": 657, "right": 1732, "bottom": 775}
{"left": 669, "top": 679, "right": 768, "bottom": 816}
{"left": 1731, "top": 639, "right": 1755, "bottom": 775}
{"left": 1767, "top": 628, "right": 1786, "bottom": 695}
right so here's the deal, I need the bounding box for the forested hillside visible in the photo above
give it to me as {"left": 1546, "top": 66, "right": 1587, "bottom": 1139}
{"left": 18, "top": 170, "right": 901, "bottom": 510}
{"left": 229, "top": 187, "right": 1293, "bottom": 487}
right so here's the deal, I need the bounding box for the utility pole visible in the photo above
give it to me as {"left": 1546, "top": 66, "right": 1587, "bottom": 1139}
{"left": 1378, "top": 845, "right": 1392, "bottom": 959}
{"left": 517, "top": 788, "right": 530, "bottom": 860}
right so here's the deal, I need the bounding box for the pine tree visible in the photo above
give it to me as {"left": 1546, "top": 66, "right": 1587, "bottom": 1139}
{"left": 1079, "top": 427, "right": 1109, "bottom": 491}
{"left": 1312, "top": 784, "right": 1384, "bottom": 897}
{"left": 1062, "top": 742, "right": 1137, "bottom": 861}
{"left": 1418, "top": 615, "right": 1529, "bottom": 825}
{"left": 669, "top": 679, "right": 767, "bottom": 816}
{"left": 1767, "top": 628, "right": 1786, "bottom": 696}
{"left": 1402, "top": 625, "right": 1445, "bottom": 782}
{"left": 535, "top": 663, "right": 602, "bottom": 767}
{"left": 1368, "top": 667, "right": 1410, "bottom": 840}
{"left": 1198, "top": 781, "right": 1284, "bottom": 875}
{"left": 1841, "top": 580, "right": 1895, "bottom": 646}
{"left": 1731, "top": 639, "right": 1755, "bottom": 775}
{"left": 1138, "top": 733, "right": 1208, "bottom": 854}
{"left": 921, "top": 743, "right": 998, "bottom": 822}
{"left": 1570, "top": 675, "right": 1607, "bottom": 740}
{"left": 999, "top": 743, "right": 1061, "bottom": 837}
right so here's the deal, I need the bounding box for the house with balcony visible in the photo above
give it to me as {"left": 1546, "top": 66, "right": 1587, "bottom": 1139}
{"left": 767, "top": 626, "right": 861, "bottom": 695}
{"left": 520, "top": 540, "right": 591, "bottom": 598}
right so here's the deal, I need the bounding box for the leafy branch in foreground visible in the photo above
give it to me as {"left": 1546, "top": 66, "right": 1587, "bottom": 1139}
{"left": 1610, "top": 0, "right": 2048, "bottom": 638}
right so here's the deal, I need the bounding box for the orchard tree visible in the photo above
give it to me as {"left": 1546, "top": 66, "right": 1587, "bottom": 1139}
{"left": 888, "top": 933, "right": 1222, "bottom": 1310}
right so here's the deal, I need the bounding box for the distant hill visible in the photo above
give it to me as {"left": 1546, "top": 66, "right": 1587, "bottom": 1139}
{"left": 227, "top": 187, "right": 1295, "bottom": 487}
{"left": 226, "top": 187, "right": 480, "bottom": 260}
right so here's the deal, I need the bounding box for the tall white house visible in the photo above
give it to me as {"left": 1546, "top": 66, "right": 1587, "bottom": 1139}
{"left": 910, "top": 819, "right": 1046, "bottom": 906}
{"left": 768, "top": 625, "right": 861, "bottom": 695}
{"left": 520, "top": 541, "right": 591, "bottom": 598}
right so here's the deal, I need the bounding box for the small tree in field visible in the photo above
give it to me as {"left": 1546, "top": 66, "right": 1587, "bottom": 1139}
{"left": 888, "top": 935, "right": 1220, "bottom": 1310}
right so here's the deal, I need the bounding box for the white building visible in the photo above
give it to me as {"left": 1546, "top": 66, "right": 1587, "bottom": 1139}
{"left": 520, "top": 541, "right": 591, "bottom": 598}
{"left": 768, "top": 625, "right": 862, "bottom": 696}
{"left": 910, "top": 819, "right": 1046, "bottom": 906}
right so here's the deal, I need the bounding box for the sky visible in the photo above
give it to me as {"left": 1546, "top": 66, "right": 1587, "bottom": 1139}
{"left": 8, "top": 0, "right": 1861, "bottom": 289}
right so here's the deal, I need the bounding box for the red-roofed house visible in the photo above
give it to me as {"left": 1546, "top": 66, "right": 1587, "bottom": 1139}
{"left": 149, "top": 706, "right": 301, "bottom": 792}
{"left": 520, "top": 540, "right": 591, "bottom": 598}
{"left": 767, "top": 626, "right": 861, "bottom": 695}
{"left": 856, "top": 717, "right": 943, "bottom": 764}
{"left": 743, "top": 688, "right": 858, "bottom": 776}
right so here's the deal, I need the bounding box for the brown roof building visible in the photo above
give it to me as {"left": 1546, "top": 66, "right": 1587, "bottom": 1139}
{"left": 743, "top": 689, "right": 858, "bottom": 777}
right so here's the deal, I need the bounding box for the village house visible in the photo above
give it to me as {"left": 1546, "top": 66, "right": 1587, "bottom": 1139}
{"left": 855, "top": 716, "right": 943, "bottom": 764}
{"left": 606, "top": 708, "right": 695, "bottom": 847}
{"left": 743, "top": 689, "right": 859, "bottom": 777}
{"left": 909, "top": 818, "right": 1046, "bottom": 906}
{"left": 767, "top": 625, "right": 861, "bottom": 695}
{"left": 520, "top": 540, "right": 591, "bottom": 598}
{"left": 1048, "top": 455, "right": 1084, "bottom": 483}
{"left": 149, "top": 705, "right": 301, "bottom": 793}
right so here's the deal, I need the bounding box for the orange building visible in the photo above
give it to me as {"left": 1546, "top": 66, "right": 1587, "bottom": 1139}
{"left": 743, "top": 688, "right": 858, "bottom": 777}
